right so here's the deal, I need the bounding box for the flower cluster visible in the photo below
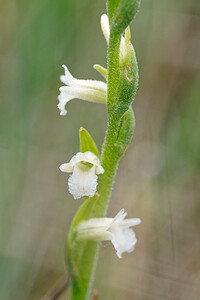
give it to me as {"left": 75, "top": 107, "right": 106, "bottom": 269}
{"left": 58, "top": 14, "right": 141, "bottom": 258}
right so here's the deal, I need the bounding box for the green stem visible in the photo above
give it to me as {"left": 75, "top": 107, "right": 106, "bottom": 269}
{"left": 107, "top": 33, "right": 121, "bottom": 114}
{"left": 94, "top": 122, "right": 122, "bottom": 216}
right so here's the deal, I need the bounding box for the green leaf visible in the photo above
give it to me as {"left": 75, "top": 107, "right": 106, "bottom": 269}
{"left": 79, "top": 127, "right": 100, "bottom": 158}
{"left": 107, "top": 0, "right": 141, "bottom": 35}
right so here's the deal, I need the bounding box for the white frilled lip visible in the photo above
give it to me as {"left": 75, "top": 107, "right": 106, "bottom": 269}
{"left": 110, "top": 209, "right": 141, "bottom": 258}
{"left": 59, "top": 151, "right": 104, "bottom": 175}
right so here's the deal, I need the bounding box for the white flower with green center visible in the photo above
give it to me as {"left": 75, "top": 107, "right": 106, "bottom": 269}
{"left": 57, "top": 65, "right": 107, "bottom": 116}
{"left": 77, "top": 209, "right": 141, "bottom": 258}
{"left": 59, "top": 151, "right": 104, "bottom": 199}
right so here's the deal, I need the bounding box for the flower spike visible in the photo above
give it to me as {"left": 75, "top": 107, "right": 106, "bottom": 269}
{"left": 58, "top": 65, "right": 107, "bottom": 116}
{"left": 77, "top": 209, "right": 141, "bottom": 258}
{"left": 59, "top": 151, "right": 104, "bottom": 199}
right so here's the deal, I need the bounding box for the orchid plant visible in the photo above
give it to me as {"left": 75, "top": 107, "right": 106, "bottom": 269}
{"left": 58, "top": 1, "right": 141, "bottom": 299}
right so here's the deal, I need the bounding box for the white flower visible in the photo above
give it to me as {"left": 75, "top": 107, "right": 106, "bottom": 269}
{"left": 58, "top": 65, "right": 107, "bottom": 116}
{"left": 101, "top": 14, "right": 132, "bottom": 61}
{"left": 59, "top": 151, "right": 104, "bottom": 199}
{"left": 77, "top": 209, "right": 141, "bottom": 258}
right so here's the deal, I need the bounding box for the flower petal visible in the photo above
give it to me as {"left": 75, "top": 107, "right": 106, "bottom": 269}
{"left": 69, "top": 151, "right": 100, "bottom": 167}
{"left": 121, "top": 218, "right": 141, "bottom": 227}
{"left": 59, "top": 163, "right": 73, "bottom": 173}
{"left": 95, "top": 165, "right": 104, "bottom": 174}
{"left": 78, "top": 218, "right": 113, "bottom": 241}
{"left": 101, "top": 14, "right": 110, "bottom": 45}
{"left": 59, "top": 86, "right": 106, "bottom": 103}
{"left": 61, "top": 65, "right": 107, "bottom": 92}
{"left": 113, "top": 208, "right": 127, "bottom": 223}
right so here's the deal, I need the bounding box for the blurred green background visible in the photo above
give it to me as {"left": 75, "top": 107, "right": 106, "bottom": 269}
{"left": 0, "top": 0, "right": 200, "bottom": 299}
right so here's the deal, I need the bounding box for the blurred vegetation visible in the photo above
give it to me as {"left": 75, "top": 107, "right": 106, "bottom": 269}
{"left": 0, "top": 0, "right": 200, "bottom": 299}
